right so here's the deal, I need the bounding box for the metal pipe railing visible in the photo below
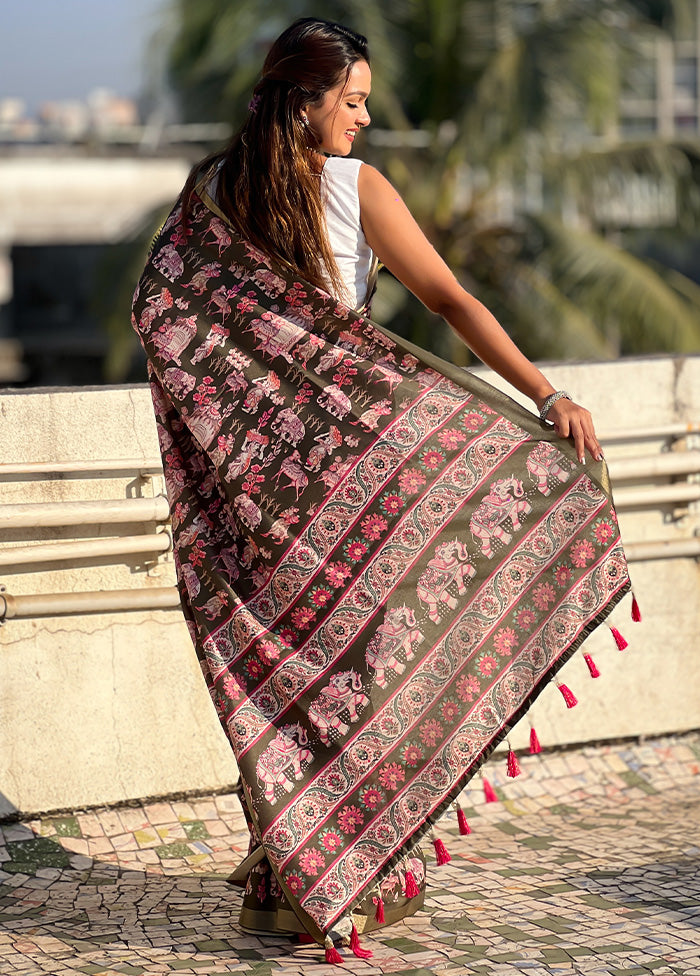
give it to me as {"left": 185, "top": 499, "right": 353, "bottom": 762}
{"left": 598, "top": 422, "right": 700, "bottom": 442}
{"left": 0, "top": 458, "right": 163, "bottom": 477}
{"left": 625, "top": 538, "right": 700, "bottom": 561}
{"left": 607, "top": 451, "right": 700, "bottom": 480}
{"left": 614, "top": 483, "right": 700, "bottom": 508}
{"left": 2, "top": 530, "right": 698, "bottom": 620}
{"left": 0, "top": 496, "right": 170, "bottom": 530}
{"left": 0, "top": 532, "right": 171, "bottom": 567}
{"left": 0, "top": 586, "right": 180, "bottom": 619}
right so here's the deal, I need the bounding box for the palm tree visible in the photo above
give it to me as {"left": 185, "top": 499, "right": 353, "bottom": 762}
{"left": 156, "top": 0, "right": 700, "bottom": 367}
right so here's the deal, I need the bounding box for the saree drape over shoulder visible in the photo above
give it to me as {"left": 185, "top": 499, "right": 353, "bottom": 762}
{"left": 132, "top": 186, "right": 630, "bottom": 948}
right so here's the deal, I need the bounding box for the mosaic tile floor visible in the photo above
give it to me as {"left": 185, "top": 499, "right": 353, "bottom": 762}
{"left": 2, "top": 733, "right": 700, "bottom": 976}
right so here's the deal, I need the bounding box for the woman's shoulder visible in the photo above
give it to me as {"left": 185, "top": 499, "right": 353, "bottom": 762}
{"left": 357, "top": 162, "right": 399, "bottom": 209}
{"left": 322, "top": 154, "right": 365, "bottom": 185}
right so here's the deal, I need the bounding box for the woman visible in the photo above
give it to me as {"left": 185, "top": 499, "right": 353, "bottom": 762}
{"left": 133, "top": 17, "right": 631, "bottom": 962}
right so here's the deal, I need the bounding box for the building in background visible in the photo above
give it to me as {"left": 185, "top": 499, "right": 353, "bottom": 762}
{"left": 618, "top": 8, "right": 700, "bottom": 137}
{"left": 0, "top": 4, "right": 699, "bottom": 387}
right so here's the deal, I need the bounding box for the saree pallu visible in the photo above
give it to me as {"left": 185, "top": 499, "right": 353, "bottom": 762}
{"left": 132, "top": 185, "right": 630, "bottom": 951}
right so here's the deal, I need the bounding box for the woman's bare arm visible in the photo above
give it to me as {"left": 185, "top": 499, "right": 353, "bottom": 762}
{"left": 357, "top": 163, "right": 603, "bottom": 463}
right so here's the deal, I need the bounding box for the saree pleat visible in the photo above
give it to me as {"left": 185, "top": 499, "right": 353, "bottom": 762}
{"left": 132, "top": 187, "right": 630, "bottom": 946}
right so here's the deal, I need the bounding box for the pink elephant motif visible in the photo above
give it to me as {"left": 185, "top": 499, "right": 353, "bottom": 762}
{"left": 271, "top": 407, "right": 306, "bottom": 447}
{"left": 470, "top": 476, "right": 532, "bottom": 558}
{"left": 153, "top": 244, "right": 184, "bottom": 281}
{"left": 366, "top": 606, "right": 425, "bottom": 688}
{"left": 308, "top": 670, "right": 369, "bottom": 746}
{"left": 256, "top": 723, "right": 313, "bottom": 804}
{"left": 417, "top": 539, "right": 476, "bottom": 623}
{"left": 253, "top": 268, "right": 287, "bottom": 297}
{"left": 233, "top": 492, "right": 262, "bottom": 531}
{"left": 526, "top": 441, "right": 572, "bottom": 495}
{"left": 318, "top": 384, "right": 352, "bottom": 420}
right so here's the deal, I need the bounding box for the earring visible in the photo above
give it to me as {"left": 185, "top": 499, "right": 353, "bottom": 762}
{"left": 301, "top": 114, "right": 309, "bottom": 125}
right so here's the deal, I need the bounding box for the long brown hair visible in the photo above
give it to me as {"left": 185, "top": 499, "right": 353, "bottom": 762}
{"left": 181, "top": 18, "right": 369, "bottom": 298}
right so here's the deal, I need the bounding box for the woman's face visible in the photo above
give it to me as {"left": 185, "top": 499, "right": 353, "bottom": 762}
{"left": 304, "top": 59, "right": 371, "bottom": 156}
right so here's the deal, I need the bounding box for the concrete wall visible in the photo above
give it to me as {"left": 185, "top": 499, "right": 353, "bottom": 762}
{"left": 1, "top": 356, "right": 699, "bottom": 816}
{"left": 0, "top": 156, "right": 190, "bottom": 245}
{"left": 0, "top": 386, "right": 237, "bottom": 819}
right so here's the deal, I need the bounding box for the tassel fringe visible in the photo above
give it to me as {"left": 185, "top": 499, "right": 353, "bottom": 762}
{"left": 455, "top": 802, "right": 471, "bottom": 835}
{"left": 404, "top": 869, "right": 420, "bottom": 898}
{"left": 631, "top": 594, "right": 642, "bottom": 622}
{"left": 324, "top": 936, "right": 344, "bottom": 964}
{"left": 506, "top": 747, "right": 521, "bottom": 778}
{"left": 350, "top": 925, "right": 373, "bottom": 959}
{"left": 373, "top": 894, "right": 385, "bottom": 923}
{"left": 529, "top": 726, "right": 542, "bottom": 754}
{"left": 610, "top": 626, "right": 628, "bottom": 651}
{"left": 432, "top": 834, "right": 452, "bottom": 865}
{"left": 584, "top": 652, "right": 600, "bottom": 678}
{"left": 558, "top": 683, "right": 578, "bottom": 708}
{"left": 482, "top": 776, "right": 499, "bottom": 803}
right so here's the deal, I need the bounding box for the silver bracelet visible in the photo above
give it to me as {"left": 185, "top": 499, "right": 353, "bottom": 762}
{"left": 539, "top": 390, "right": 572, "bottom": 422}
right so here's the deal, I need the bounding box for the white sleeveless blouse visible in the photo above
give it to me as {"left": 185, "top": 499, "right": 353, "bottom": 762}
{"left": 206, "top": 156, "right": 374, "bottom": 309}
{"left": 321, "top": 156, "right": 374, "bottom": 309}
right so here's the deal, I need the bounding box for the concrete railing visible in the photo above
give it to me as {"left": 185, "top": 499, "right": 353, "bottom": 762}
{"left": 1, "top": 433, "right": 698, "bottom": 621}
{"left": 0, "top": 359, "right": 698, "bottom": 818}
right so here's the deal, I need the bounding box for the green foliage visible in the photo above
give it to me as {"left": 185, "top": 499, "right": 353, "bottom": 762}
{"left": 103, "top": 0, "right": 700, "bottom": 380}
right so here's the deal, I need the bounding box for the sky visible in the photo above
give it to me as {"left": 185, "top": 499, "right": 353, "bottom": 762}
{"left": 0, "top": 0, "right": 167, "bottom": 113}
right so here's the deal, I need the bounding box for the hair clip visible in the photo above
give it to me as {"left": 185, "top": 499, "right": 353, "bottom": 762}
{"left": 248, "top": 93, "right": 261, "bottom": 114}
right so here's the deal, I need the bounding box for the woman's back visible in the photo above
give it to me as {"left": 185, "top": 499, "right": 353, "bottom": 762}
{"left": 321, "top": 156, "right": 373, "bottom": 309}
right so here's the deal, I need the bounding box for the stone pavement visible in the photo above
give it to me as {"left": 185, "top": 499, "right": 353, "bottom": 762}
{"left": 1, "top": 733, "right": 699, "bottom": 976}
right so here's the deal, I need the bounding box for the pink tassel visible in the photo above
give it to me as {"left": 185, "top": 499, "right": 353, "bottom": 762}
{"left": 373, "top": 895, "right": 385, "bottom": 923}
{"left": 506, "top": 748, "right": 521, "bottom": 778}
{"left": 350, "top": 925, "right": 373, "bottom": 959}
{"left": 558, "top": 683, "right": 578, "bottom": 708}
{"left": 432, "top": 835, "right": 452, "bottom": 865}
{"left": 631, "top": 594, "right": 642, "bottom": 622}
{"left": 610, "top": 626, "right": 628, "bottom": 651}
{"left": 529, "top": 726, "right": 542, "bottom": 754}
{"left": 456, "top": 804, "right": 471, "bottom": 835}
{"left": 483, "top": 776, "right": 499, "bottom": 803}
{"left": 584, "top": 653, "right": 600, "bottom": 678}
{"left": 404, "top": 869, "right": 420, "bottom": 898}
{"left": 324, "top": 936, "right": 344, "bottom": 964}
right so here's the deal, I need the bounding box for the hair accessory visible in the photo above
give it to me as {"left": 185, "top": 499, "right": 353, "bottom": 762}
{"left": 248, "top": 94, "right": 261, "bottom": 114}
{"left": 539, "top": 390, "right": 572, "bottom": 422}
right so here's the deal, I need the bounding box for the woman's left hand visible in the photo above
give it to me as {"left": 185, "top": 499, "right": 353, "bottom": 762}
{"left": 544, "top": 398, "right": 603, "bottom": 465}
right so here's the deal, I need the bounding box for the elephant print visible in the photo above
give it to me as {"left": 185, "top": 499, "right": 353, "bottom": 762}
{"left": 526, "top": 442, "right": 573, "bottom": 495}
{"left": 416, "top": 540, "right": 476, "bottom": 623}
{"left": 308, "top": 670, "right": 369, "bottom": 746}
{"left": 366, "top": 605, "right": 425, "bottom": 688}
{"left": 470, "top": 477, "right": 532, "bottom": 557}
{"left": 256, "top": 723, "right": 313, "bottom": 804}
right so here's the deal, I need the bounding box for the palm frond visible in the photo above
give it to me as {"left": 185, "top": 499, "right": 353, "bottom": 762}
{"left": 531, "top": 215, "right": 700, "bottom": 353}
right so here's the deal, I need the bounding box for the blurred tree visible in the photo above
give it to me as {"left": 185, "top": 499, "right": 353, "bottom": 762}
{"left": 147, "top": 0, "right": 700, "bottom": 369}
